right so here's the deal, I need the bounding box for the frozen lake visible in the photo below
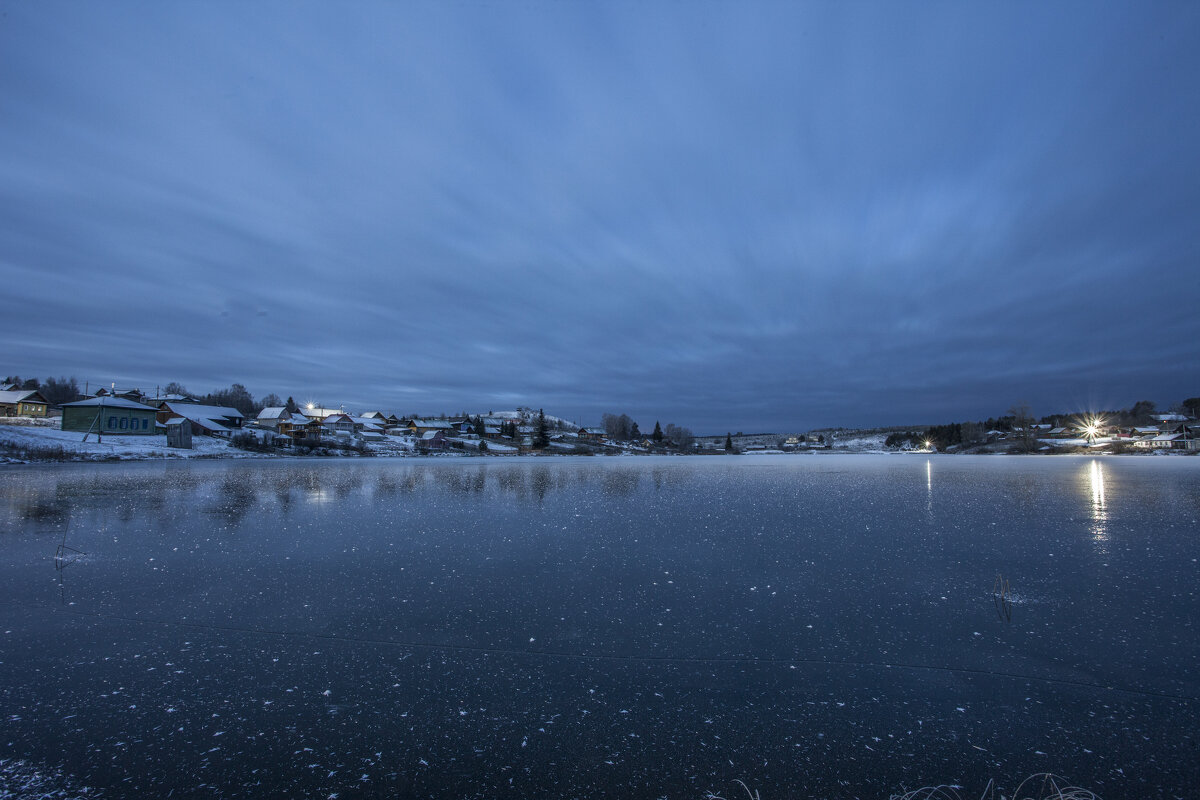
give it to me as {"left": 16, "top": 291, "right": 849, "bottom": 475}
{"left": 1, "top": 455, "right": 1197, "bottom": 798}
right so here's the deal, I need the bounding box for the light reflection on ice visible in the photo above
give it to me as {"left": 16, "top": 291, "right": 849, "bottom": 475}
{"left": 1086, "top": 459, "right": 1108, "bottom": 545}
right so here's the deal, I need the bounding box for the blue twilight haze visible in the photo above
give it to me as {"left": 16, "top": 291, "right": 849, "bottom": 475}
{"left": 1, "top": 3, "right": 1198, "bottom": 432}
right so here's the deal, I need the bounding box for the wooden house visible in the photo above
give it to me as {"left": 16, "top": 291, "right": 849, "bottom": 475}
{"left": 0, "top": 389, "right": 50, "bottom": 418}
{"left": 60, "top": 397, "right": 158, "bottom": 435}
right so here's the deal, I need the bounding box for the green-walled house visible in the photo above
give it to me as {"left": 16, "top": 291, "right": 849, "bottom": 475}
{"left": 60, "top": 396, "right": 159, "bottom": 436}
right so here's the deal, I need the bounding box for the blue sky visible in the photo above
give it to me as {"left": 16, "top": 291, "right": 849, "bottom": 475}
{"left": 2, "top": 3, "right": 1198, "bottom": 432}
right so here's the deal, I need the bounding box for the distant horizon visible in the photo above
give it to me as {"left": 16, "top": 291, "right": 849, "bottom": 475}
{"left": 3, "top": 3, "right": 1198, "bottom": 436}
{"left": 6, "top": 370, "right": 1192, "bottom": 438}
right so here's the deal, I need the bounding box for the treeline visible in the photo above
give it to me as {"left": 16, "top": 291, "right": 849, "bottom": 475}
{"left": 602, "top": 412, "right": 694, "bottom": 448}
{"left": 3, "top": 375, "right": 81, "bottom": 406}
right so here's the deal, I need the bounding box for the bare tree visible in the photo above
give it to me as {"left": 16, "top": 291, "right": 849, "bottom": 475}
{"left": 664, "top": 423, "right": 694, "bottom": 450}
{"left": 1008, "top": 403, "right": 1038, "bottom": 452}
{"left": 602, "top": 412, "right": 635, "bottom": 440}
{"left": 40, "top": 376, "right": 81, "bottom": 406}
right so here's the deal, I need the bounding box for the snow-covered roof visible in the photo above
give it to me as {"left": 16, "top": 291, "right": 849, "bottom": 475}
{"left": 420, "top": 430, "right": 445, "bottom": 440}
{"left": 1151, "top": 433, "right": 1182, "bottom": 442}
{"left": 257, "top": 407, "right": 290, "bottom": 420}
{"left": 0, "top": 390, "right": 46, "bottom": 405}
{"left": 295, "top": 407, "right": 342, "bottom": 419}
{"left": 162, "top": 402, "right": 244, "bottom": 421}
{"left": 191, "top": 417, "right": 232, "bottom": 434}
{"left": 411, "top": 419, "right": 454, "bottom": 429}
{"left": 579, "top": 427, "right": 606, "bottom": 435}
{"left": 361, "top": 411, "right": 386, "bottom": 419}
{"left": 61, "top": 396, "right": 157, "bottom": 411}
{"left": 321, "top": 413, "right": 353, "bottom": 424}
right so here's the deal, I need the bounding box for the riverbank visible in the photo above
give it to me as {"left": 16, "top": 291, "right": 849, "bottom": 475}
{"left": 2, "top": 418, "right": 1194, "bottom": 465}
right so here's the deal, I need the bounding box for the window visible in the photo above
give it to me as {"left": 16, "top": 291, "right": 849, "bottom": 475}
{"left": 120, "top": 417, "right": 128, "bottom": 430}
{"left": 108, "top": 416, "right": 117, "bottom": 428}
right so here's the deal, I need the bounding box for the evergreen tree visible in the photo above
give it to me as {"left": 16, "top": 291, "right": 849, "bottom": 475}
{"left": 474, "top": 416, "right": 486, "bottom": 436}
{"left": 652, "top": 421, "right": 663, "bottom": 442}
{"left": 534, "top": 408, "right": 550, "bottom": 448}
{"left": 630, "top": 421, "right": 640, "bottom": 440}
{"left": 285, "top": 396, "right": 299, "bottom": 413}
{"left": 725, "top": 433, "right": 734, "bottom": 451}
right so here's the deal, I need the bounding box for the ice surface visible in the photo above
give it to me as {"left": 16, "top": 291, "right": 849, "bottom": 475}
{"left": 0, "top": 456, "right": 1197, "bottom": 797}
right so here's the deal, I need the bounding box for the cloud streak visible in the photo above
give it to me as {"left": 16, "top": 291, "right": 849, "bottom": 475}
{"left": 2, "top": 2, "right": 1198, "bottom": 431}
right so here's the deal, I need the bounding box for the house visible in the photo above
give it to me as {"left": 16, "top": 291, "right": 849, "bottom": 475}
{"left": 94, "top": 387, "right": 147, "bottom": 404}
{"left": 158, "top": 401, "right": 245, "bottom": 437}
{"left": 255, "top": 407, "right": 293, "bottom": 430}
{"left": 321, "top": 413, "right": 357, "bottom": 436}
{"left": 145, "top": 392, "right": 200, "bottom": 408}
{"left": 293, "top": 406, "right": 342, "bottom": 422}
{"left": 0, "top": 389, "right": 50, "bottom": 418}
{"left": 60, "top": 396, "right": 159, "bottom": 435}
{"left": 409, "top": 419, "right": 455, "bottom": 436}
{"left": 578, "top": 427, "right": 606, "bottom": 441}
{"left": 350, "top": 416, "right": 387, "bottom": 435}
{"left": 1134, "top": 433, "right": 1183, "bottom": 449}
{"left": 417, "top": 429, "right": 448, "bottom": 450}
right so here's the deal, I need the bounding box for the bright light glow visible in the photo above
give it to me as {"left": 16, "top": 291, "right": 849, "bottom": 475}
{"left": 307, "top": 402, "right": 315, "bottom": 410}
{"left": 1076, "top": 414, "right": 1107, "bottom": 444}
{"left": 924, "top": 440, "right": 933, "bottom": 451}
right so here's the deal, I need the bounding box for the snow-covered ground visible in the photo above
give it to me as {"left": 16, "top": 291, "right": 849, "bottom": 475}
{"left": 0, "top": 419, "right": 248, "bottom": 462}
{"left": 826, "top": 431, "right": 889, "bottom": 452}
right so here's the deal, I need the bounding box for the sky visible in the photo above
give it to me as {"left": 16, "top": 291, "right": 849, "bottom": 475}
{"left": 2, "top": 3, "right": 1198, "bottom": 433}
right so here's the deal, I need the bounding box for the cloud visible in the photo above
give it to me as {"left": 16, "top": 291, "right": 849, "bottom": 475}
{"left": 1, "top": 2, "right": 1198, "bottom": 432}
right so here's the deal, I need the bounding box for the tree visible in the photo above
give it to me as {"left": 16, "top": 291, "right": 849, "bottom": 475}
{"left": 474, "top": 416, "right": 486, "bottom": 436}
{"left": 630, "top": 421, "right": 640, "bottom": 440}
{"left": 285, "top": 396, "right": 299, "bottom": 413}
{"left": 1129, "top": 400, "right": 1157, "bottom": 422}
{"left": 652, "top": 421, "right": 663, "bottom": 442}
{"left": 725, "top": 433, "right": 734, "bottom": 451}
{"left": 203, "top": 383, "right": 256, "bottom": 416}
{"left": 664, "top": 423, "right": 694, "bottom": 450}
{"left": 1183, "top": 397, "right": 1200, "bottom": 419}
{"left": 261, "top": 393, "right": 283, "bottom": 409}
{"left": 534, "top": 408, "right": 549, "bottom": 448}
{"left": 21, "top": 377, "right": 40, "bottom": 390}
{"left": 164, "top": 381, "right": 190, "bottom": 397}
{"left": 602, "top": 413, "right": 635, "bottom": 440}
{"left": 40, "top": 376, "right": 80, "bottom": 406}
{"left": 1008, "top": 402, "right": 1038, "bottom": 452}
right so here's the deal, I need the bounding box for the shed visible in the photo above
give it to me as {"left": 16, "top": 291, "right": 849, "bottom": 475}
{"left": 166, "top": 417, "right": 193, "bottom": 449}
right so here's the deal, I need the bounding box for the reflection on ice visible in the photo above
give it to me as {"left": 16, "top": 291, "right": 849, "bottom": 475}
{"left": 1087, "top": 459, "right": 1108, "bottom": 543}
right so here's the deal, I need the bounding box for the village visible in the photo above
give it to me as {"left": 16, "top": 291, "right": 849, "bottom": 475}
{"left": 0, "top": 380, "right": 1197, "bottom": 461}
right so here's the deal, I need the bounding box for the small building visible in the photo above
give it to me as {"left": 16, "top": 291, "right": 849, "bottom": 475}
{"left": 418, "top": 429, "right": 448, "bottom": 450}
{"left": 165, "top": 417, "right": 193, "bottom": 449}
{"left": 0, "top": 389, "right": 50, "bottom": 418}
{"left": 578, "top": 427, "right": 606, "bottom": 441}
{"left": 61, "top": 397, "right": 159, "bottom": 435}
